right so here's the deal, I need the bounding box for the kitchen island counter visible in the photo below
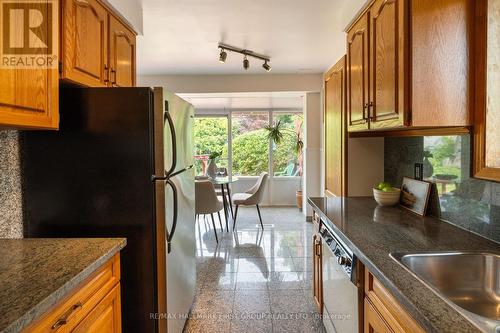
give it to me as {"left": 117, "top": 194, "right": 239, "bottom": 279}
{"left": 0, "top": 238, "right": 126, "bottom": 333}
{"left": 308, "top": 196, "right": 499, "bottom": 333}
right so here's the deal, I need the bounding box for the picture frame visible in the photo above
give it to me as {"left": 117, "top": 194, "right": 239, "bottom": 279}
{"left": 400, "top": 177, "right": 432, "bottom": 216}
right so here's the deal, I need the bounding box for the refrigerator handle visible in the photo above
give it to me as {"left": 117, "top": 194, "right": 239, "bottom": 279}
{"left": 169, "top": 164, "right": 194, "bottom": 178}
{"left": 165, "top": 179, "right": 178, "bottom": 254}
{"left": 164, "top": 110, "right": 177, "bottom": 178}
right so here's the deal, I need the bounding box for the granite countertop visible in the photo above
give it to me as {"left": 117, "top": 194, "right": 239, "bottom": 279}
{"left": 308, "top": 196, "right": 500, "bottom": 333}
{"left": 0, "top": 238, "right": 126, "bottom": 333}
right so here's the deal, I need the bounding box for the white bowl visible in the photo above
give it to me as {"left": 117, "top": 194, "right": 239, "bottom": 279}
{"left": 373, "top": 188, "right": 401, "bottom": 206}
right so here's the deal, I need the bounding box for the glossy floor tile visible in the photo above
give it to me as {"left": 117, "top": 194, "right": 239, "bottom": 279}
{"left": 184, "top": 206, "right": 325, "bottom": 333}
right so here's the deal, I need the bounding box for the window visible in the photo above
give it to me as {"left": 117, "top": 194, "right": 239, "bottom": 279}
{"left": 193, "top": 110, "right": 303, "bottom": 178}
{"left": 272, "top": 112, "right": 303, "bottom": 177}
{"left": 193, "top": 116, "right": 228, "bottom": 176}
{"left": 232, "top": 111, "right": 269, "bottom": 176}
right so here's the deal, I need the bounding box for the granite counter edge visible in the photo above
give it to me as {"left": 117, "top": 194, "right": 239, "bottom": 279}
{"left": 2, "top": 238, "right": 126, "bottom": 333}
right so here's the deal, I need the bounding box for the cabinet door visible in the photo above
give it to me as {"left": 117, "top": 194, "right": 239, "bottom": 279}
{"left": 72, "top": 283, "right": 122, "bottom": 333}
{"left": 364, "top": 298, "right": 393, "bottom": 333}
{"left": 0, "top": 0, "right": 59, "bottom": 130}
{"left": 109, "top": 16, "right": 136, "bottom": 87}
{"left": 312, "top": 234, "right": 323, "bottom": 313}
{"left": 474, "top": 0, "right": 500, "bottom": 181}
{"left": 369, "top": 0, "right": 406, "bottom": 129}
{"left": 347, "top": 15, "right": 370, "bottom": 131}
{"left": 61, "top": 0, "right": 109, "bottom": 87}
{"left": 324, "top": 57, "right": 347, "bottom": 196}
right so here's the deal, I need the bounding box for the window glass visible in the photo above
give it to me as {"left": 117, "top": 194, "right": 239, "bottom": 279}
{"left": 424, "top": 136, "right": 462, "bottom": 194}
{"left": 272, "top": 113, "right": 303, "bottom": 177}
{"left": 231, "top": 112, "right": 269, "bottom": 176}
{"left": 193, "top": 117, "right": 228, "bottom": 176}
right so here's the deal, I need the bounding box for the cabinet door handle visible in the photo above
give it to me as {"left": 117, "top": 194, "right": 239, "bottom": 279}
{"left": 314, "top": 240, "right": 322, "bottom": 256}
{"left": 368, "top": 101, "right": 374, "bottom": 120}
{"left": 104, "top": 65, "right": 109, "bottom": 83}
{"left": 51, "top": 302, "right": 82, "bottom": 330}
{"left": 110, "top": 68, "right": 117, "bottom": 86}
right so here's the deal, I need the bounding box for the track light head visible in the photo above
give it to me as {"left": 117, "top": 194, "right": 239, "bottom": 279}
{"left": 262, "top": 60, "right": 271, "bottom": 72}
{"left": 243, "top": 56, "right": 249, "bottom": 70}
{"left": 219, "top": 49, "right": 227, "bottom": 63}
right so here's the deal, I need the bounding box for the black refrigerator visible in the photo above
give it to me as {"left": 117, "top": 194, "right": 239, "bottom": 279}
{"left": 21, "top": 87, "right": 196, "bottom": 333}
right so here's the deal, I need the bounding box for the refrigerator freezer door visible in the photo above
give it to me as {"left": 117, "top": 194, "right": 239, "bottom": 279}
{"left": 163, "top": 90, "right": 196, "bottom": 333}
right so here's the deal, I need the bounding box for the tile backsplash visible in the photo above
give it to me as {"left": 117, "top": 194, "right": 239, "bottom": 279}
{"left": 0, "top": 130, "right": 23, "bottom": 238}
{"left": 385, "top": 135, "right": 500, "bottom": 244}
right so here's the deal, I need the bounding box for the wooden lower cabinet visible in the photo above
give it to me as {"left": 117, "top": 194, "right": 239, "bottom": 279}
{"left": 72, "top": 284, "right": 121, "bottom": 333}
{"left": 364, "top": 268, "right": 425, "bottom": 333}
{"left": 364, "top": 298, "right": 393, "bottom": 333}
{"left": 23, "top": 254, "right": 122, "bottom": 333}
{"left": 312, "top": 232, "right": 323, "bottom": 313}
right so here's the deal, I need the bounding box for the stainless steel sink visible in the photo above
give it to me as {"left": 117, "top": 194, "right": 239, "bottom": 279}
{"left": 391, "top": 252, "right": 500, "bottom": 332}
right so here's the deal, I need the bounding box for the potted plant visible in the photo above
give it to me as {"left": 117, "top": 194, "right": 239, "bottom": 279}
{"left": 265, "top": 119, "right": 304, "bottom": 210}
{"left": 206, "top": 151, "right": 222, "bottom": 178}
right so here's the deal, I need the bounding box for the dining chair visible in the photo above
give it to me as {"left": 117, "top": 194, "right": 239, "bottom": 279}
{"left": 231, "top": 172, "right": 268, "bottom": 230}
{"left": 195, "top": 180, "right": 224, "bottom": 242}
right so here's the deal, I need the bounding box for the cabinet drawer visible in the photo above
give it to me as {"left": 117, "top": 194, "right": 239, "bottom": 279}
{"left": 364, "top": 269, "right": 424, "bottom": 333}
{"left": 72, "top": 283, "right": 121, "bottom": 333}
{"left": 23, "top": 254, "right": 120, "bottom": 333}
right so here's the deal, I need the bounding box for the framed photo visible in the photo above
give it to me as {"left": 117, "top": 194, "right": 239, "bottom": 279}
{"left": 400, "top": 177, "right": 432, "bottom": 216}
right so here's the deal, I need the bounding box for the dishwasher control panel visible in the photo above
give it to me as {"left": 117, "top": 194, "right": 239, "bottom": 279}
{"left": 319, "top": 223, "right": 356, "bottom": 282}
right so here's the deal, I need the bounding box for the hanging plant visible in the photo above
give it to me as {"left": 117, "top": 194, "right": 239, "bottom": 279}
{"left": 265, "top": 120, "right": 285, "bottom": 145}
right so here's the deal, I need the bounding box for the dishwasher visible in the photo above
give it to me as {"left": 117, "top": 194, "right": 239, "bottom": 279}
{"left": 320, "top": 223, "right": 359, "bottom": 333}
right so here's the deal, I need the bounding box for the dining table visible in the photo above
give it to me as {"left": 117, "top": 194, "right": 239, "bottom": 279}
{"left": 210, "top": 176, "right": 239, "bottom": 232}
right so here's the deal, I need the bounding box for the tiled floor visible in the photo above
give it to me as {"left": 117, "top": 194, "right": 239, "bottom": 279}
{"left": 184, "top": 206, "right": 326, "bottom": 333}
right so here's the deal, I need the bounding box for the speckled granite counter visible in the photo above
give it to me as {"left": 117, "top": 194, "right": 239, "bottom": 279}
{"left": 0, "top": 238, "right": 126, "bottom": 333}
{"left": 308, "top": 196, "right": 500, "bottom": 333}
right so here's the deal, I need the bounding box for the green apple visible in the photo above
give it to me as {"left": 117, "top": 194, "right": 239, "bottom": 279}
{"left": 382, "top": 187, "right": 394, "bottom": 192}
{"left": 376, "top": 182, "right": 391, "bottom": 190}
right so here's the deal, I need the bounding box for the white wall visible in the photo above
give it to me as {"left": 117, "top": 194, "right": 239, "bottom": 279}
{"left": 138, "top": 74, "right": 323, "bottom": 93}
{"left": 347, "top": 138, "right": 385, "bottom": 196}
{"left": 302, "top": 92, "right": 323, "bottom": 217}
{"left": 104, "top": 0, "right": 143, "bottom": 34}
{"left": 230, "top": 177, "right": 300, "bottom": 206}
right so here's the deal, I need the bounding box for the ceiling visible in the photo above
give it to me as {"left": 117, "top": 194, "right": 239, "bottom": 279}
{"left": 137, "top": 0, "right": 366, "bottom": 75}
{"left": 179, "top": 92, "right": 304, "bottom": 110}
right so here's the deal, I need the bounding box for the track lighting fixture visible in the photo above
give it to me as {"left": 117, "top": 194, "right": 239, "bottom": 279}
{"left": 217, "top": 43, "right": 271, "bottom": 72}
{"left": 219, "top": 48, "right": 227, "bottom": 63}
{"left": 262, "top": 60, "right": 271, "bottom": 72}
{"left": 243, "top": 56, "right": 249, "bottom": 70}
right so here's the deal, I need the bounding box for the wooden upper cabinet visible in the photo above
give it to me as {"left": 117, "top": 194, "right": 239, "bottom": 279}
{"left": 347, "top": 14, "right": 370, "bottom": 131}
{"left": 109, "top": 15, "right": 136, "bottom": 87}
{"left": 324, "top": 57, "right": 347, "bottom": 197}
{"left": 369, "top": 0, "right": 406, "bottom": 129}
{"left": 473, "top": 0, "right": 500, "bottom": 181}
{"left": 61, "top": 0, "right": 109, "bottom": 87}
{"left": 0, "top": 0, "right": 59, "bottom": 130}
{"left": 61, "top": 0, "right": 136, "bottom": 88}
{"left": 346, "top": 0, "right": 472, "bottom": 133}
{"left": 410, "top": 0, "right": 472, "bottom": 127}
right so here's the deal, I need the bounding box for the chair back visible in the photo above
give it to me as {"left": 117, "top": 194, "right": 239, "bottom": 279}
{"left": 195, "top": 180, "right": 220, "bottom": 214}
{"left": 250, "top": 172, "right": 268, "bottom": 204}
